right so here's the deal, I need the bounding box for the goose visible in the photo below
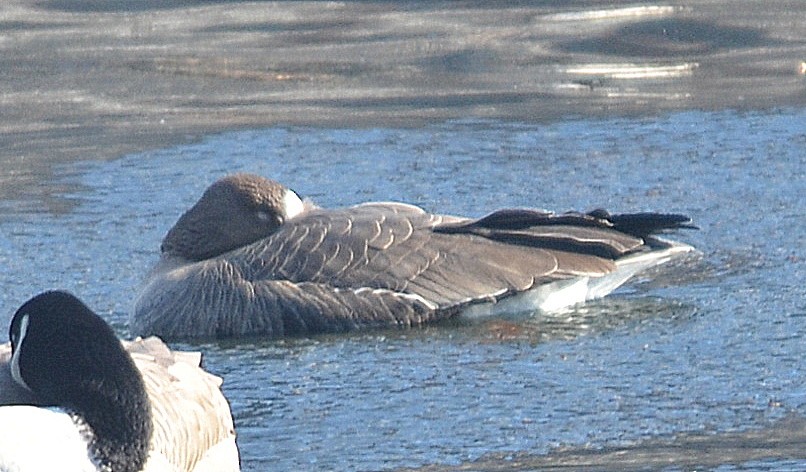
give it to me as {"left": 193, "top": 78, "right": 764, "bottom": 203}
{"left": 132, "top": 173, "right": 696, "bottom": 339}
{"left": 0, "top": 291, "right": 240, "bottom": 472}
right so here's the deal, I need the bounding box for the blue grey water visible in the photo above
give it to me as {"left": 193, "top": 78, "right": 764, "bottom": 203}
{"left": 0, "top": 109, "right": 804, "bottom": 470}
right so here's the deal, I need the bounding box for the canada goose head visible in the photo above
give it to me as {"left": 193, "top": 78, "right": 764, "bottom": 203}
{"left": 9, "top": 291, "right": 152, "bottom": 472}
{"left": 161, "top": 173, "right": 307, "bottom": 261}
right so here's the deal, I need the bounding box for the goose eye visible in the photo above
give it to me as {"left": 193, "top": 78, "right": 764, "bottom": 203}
{"left": 256, "top": 211, "right": 283, "bottom": 225}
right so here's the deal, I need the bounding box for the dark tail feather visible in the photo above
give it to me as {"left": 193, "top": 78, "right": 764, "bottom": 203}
{"left": 586, "top": 209, "right": 698, "bottom": 239}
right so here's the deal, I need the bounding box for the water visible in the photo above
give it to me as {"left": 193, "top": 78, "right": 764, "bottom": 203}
{"left": 0, "top": 109, "right": 804, "bottom": 471}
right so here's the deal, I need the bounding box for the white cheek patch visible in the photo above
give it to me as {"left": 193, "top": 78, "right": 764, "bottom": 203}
{"left": 10, "top": 314, "right": 31, "bottom": 391}
{"left": 283, "top": 189, "right": 306, "bottom": 220}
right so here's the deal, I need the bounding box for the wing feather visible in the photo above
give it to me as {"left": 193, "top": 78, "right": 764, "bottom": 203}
{"left": 234, "top": 204, "right": 628, "bottom": 312}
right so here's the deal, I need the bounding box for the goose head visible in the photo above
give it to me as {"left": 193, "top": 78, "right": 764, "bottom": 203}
{"left": 161, "top": 173, "right": 307, "bottom": 261}
{"left": 9, "top": 291, "right": 152, "bottom": 472}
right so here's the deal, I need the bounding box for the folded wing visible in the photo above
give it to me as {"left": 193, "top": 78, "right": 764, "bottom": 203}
{"left": 240, "top": 204, "right": 690, "bottom": 310}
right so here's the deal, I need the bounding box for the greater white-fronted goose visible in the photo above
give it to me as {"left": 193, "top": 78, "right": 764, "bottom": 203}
{"left": 132, "top": 173, "right": 696, "bottom": 339}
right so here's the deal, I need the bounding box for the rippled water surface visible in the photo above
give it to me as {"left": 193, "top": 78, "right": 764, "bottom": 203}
{"left": 1, "top": 109, "right": 804, "bottom": 471}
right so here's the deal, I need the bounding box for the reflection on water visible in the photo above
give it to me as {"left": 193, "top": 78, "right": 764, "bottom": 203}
{"left": 461, "top": 296, "right": 698, "bottom": 345}
{"left": 561, "top": 18, "right": 769, "bottom": 56}
{"left": 401, "top": 414, "right": 806, "bottom": 472}
{"left": 0, "top": 109, "right": 804, "bottom": 470}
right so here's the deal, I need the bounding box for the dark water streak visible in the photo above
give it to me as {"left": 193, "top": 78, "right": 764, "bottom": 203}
{"left": 2, "top": 0, "right": 805, "bottom": 215}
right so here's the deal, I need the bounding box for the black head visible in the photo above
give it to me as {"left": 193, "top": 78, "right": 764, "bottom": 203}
{"left": 9, "top": 290, "right": 152, "bottom": 472}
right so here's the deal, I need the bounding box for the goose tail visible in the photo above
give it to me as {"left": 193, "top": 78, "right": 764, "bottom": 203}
{"left": 585, "top": 237, "right": 696, "bottom": 301}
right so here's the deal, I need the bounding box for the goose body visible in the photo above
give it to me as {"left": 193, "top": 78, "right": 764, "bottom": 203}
{"left": 132, "top": 173, "right": 696, "bottom": 339}
{"left": 0, "top": 405, "right": 105, "bottom": 471}
{"left": 0, "top": 291, "right": 239, "bottom": 472}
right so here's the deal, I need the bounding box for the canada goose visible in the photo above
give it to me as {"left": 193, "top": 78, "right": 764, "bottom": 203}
{"left": 132, "top": 173, "right": 696, "bottom": 339}
{"left": 0, "top": 291, "right": 239, "bottom": 472}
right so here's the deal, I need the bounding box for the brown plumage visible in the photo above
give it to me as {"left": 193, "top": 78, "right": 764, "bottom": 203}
{"left": 132, "top": 173, "right": 696, "bottom": 339}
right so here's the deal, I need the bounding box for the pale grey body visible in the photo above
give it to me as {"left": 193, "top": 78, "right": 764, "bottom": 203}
{"left": 132, "top": 174, "right": 695, "bottom": 339}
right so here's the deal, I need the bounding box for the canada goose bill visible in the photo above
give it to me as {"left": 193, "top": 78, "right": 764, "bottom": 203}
{"left": 0, "top": 291, "right": 240, "bottom": 472}
{"left": 132, "top": 173, "right": 697, "bottom": 339}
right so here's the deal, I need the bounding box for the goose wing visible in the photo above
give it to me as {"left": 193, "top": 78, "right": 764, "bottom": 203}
{"left": 125, "top": 337, "right": 239, "bottom": 472}
{"left": 240, "top": 204, "right": 684, "bottom": 310}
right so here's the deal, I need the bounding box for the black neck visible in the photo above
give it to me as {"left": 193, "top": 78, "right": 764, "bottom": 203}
{"left": 65, "top": 383, "right": 152, "bottom": 472}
